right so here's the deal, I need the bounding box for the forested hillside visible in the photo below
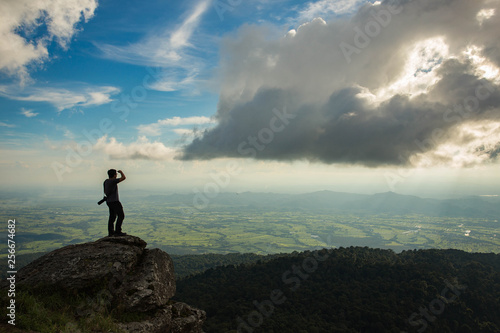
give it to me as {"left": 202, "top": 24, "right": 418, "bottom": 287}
{"left": 175, "top": 247, "right": 500, "bottom": 333}
{"left": 170, "top": 252, "right": 288, "bottom": 278}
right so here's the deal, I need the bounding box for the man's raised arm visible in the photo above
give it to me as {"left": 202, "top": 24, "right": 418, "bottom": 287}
{"left": 118, "top": 170, "right": 126, "bottom": 182}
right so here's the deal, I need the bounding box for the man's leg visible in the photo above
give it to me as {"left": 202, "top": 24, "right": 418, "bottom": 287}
{"left": 115, "top": 201, "right": 125, "bottom": 233}
{"left": 107, "top": 202, "right": 117, "bottom": 236}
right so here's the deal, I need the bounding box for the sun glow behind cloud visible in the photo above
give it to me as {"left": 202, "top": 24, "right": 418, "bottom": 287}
{"left": 357, "top": 35, "right": 500, "bottom": 169}
{"left": 372, "top": 37, "right": 450, "bottom": 103}
{"left": 413, "top": 121, "right": 500, "bottom": 168}
{"left": 464, "top": 45, "right": 500, "bottom": 83}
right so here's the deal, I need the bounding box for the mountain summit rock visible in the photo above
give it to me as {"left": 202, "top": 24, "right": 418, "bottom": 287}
{"left": 14, "top": 235, "right": 205, "bottom": 333}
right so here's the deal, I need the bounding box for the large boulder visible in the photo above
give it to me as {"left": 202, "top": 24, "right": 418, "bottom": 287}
{"left": 13, "top": 235, "right": 205, "bottom": 333}
{"left": 118, "top": 248, "right": 176, "bottom": 312}
{"left": 16, "top": 236, "right": 148, "bottom": 291}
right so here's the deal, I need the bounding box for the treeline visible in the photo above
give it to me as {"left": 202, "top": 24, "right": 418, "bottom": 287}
{"left": 171, "top": 253, "right": 287, "bottom": 279}
{"left": 174, "top": 247, "right": 500, "bottom": 333}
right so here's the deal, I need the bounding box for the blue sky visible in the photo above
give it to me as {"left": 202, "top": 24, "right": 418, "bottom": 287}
{"left": 1, "top": 0, "right": 500, "bottom": 198}
{"left": 1, "top": 0, "right": 362, "bottom": 148}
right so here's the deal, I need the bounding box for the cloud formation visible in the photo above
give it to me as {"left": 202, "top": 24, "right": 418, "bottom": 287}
{"left": 94, "top": 136, "right": 176, "bottom": 160}
{"left": 0, "top": 122, "right": 16, "bottom": 128}
{"left": 1, "top": 85, "right": 120, "bottom": 112}
{"left": 296, "top": 0, "right": 368, "bottom": 23}
{"left": 0, "top": 0, "right": 98, "bottom": 83}
{"left": 20, "top": 108, "right": 39, "bottom": 118}
{"left": 181, "top": 0, "right": 500, "bottom": 168}
{"left": 96, "top": 0, "right": 211, "bottom": 93}
{"left": 137, "top": 116, "right": 216, "bottom": 136}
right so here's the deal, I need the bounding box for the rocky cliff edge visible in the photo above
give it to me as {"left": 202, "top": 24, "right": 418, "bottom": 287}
{"left": 11, "top": 235, "right": 205, "bottom": 333}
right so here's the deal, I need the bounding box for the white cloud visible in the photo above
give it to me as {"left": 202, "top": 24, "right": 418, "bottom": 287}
{"left": 295, "top": 0, "right": 368, "bottom": 23}
{"left": 148, "top": 72, "right": 199, "bottom": 93}
{"left": 98, "top": 0, "right": 210, "bottom": 66}
{"left": 94, "top": 136, "right": 177, "bottom": 160}
{"left": 159, "top": 116, "right": 215, "bottom": 126}
{"left": 1, "top": 85, "right": 120, "bottom": 112}
{"left": 20, "top": 108, "right": 39, "bottom": 118}
{"left": 63, "top": 129, "right": 75, "bottom": 140}
{"left": 136, "top": 125, "right": 161, "bottom": 137}
{"left": 96, "top": 0, "right": 210, "bottom": 92}
{"left": 0, "top": 0, "right": 98, "bottom": 82}
{"left": 170, "top": 0, "right": 210, "bottom": 49}
{"left": 137, "top": 116, "right": 215, "bottom": 136}
{"left": 0, "top": 122, "right": 16, "bottom": 128}
{"left": 477, "top": 8, "right": 496, "bottom": 24}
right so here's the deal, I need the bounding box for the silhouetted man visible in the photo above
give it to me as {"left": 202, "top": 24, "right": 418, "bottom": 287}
{"left": 104, "top": 169, "right": 126, "bottom": 237}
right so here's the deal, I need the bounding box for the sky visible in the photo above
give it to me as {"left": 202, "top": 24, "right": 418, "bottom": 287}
{"left": 1, "top": 0, "right": 500, "bottom": 199}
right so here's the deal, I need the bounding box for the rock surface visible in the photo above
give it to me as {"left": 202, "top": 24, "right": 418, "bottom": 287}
{"left": 14, "top": 235, "right": 205, "bottom": 333}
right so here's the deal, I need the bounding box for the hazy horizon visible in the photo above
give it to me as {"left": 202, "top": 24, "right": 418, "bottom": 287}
{"left": 1, "top": 183, "right": 499, "bottom": 201}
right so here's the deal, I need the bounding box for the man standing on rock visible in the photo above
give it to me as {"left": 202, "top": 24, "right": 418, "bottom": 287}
{"left": 104, "top": 169, "right": 127, "bottom": 237}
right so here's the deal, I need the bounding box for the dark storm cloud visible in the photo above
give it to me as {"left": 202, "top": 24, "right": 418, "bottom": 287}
{"left": 180, "top": 0, "right": 500, "bottom": 167}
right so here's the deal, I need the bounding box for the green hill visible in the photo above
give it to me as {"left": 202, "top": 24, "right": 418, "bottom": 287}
{"left": 174, "top": 247, "right": 500, "bottom": 333}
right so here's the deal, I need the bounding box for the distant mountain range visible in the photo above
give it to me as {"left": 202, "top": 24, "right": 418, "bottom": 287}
{"left": 144, "top": 190, "right": 500, "bottom": 218}
{"left": 3, "top": 188, "right": 498, "bottom": 218}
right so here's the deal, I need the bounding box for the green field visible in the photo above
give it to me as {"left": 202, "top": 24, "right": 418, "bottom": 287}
{"left": 0, "top": 197, "right": 498, "bottom": 260}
